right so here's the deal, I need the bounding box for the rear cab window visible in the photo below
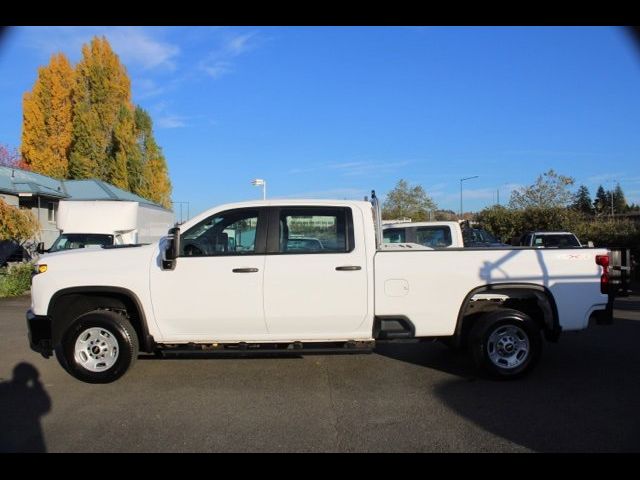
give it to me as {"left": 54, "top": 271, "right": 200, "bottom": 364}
{"left": 383, "top": 228, "right": 406, "bottom": 244}
{"left": 276, "top": 207, "right": 354, "bottom": 253}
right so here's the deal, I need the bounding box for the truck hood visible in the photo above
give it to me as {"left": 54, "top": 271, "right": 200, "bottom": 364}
{"left": 41, "top": 242, "right": 157, "bottom": 261}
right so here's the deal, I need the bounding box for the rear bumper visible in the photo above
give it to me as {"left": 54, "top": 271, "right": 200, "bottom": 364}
{"left": 26, "top": 309, "right": 53, "bottom": 358}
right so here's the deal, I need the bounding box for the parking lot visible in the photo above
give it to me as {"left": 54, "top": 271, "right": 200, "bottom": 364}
{"left": 1, "top": 293, "right": 639, "bottom": 452}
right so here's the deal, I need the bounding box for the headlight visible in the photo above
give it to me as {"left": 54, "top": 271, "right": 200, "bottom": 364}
{"left": 34, "top": 264, "right": 48, "bottom": 275}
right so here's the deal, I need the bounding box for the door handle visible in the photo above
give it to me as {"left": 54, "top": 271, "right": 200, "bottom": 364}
{"left": 232, "top": 268, "right": 259, "bottom": 273}
{"left": 335, "top": 266, "right": 362, "bottom": 271}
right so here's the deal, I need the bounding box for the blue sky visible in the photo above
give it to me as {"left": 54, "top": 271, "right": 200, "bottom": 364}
{"left": 1, "top": 26, "right": 639, "bottom": 217}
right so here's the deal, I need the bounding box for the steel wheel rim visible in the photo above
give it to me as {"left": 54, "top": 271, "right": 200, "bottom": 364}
{"left": 74, "top": 327, "right": 120, "bottom": 372}
{"left": 487, "top": 324, "right": 530, "bottom": 369}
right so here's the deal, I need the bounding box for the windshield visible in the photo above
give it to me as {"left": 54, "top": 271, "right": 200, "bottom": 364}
{"left": 533, "top": 234, "right": 581, "bottom": 248}
{"left": 463, "top": 227, "right": 499, "bottom": 246}
{"left": 49, "top": 233, "right": 114, "bottom": 252}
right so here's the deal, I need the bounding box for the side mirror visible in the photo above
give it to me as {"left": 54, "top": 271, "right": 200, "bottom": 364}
{"left": 36, "top": 242, "right": 45, "bottom": 254}
{"left": 162, "top": 227, "right": 180, "bottom": 270}
{"left": 587, "top": 241, "right": 594, "bottom": 248}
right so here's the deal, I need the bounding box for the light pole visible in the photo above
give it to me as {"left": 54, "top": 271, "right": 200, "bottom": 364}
{"left": 497, "top": 182, "right": 509, "bottom": 206}
{"left": 171, "top": 201, "right": 190, "bottom": 224}
{"left": 251, "top": 178, "right": 266, "bottom": 200}
{"left": 460, "top": 176, "right": 479, "bottom": 218}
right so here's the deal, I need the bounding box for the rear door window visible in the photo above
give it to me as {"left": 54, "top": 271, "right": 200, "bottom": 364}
{"left": 278, "top": 208, "right": 351, "bottom": 253}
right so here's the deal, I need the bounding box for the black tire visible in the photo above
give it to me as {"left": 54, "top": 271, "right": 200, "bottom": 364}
{"left": 468, "top": 308, "right": 542, "bottom": 380}
{"left": 55, "top": 310, "right": 139, "bottom": 384}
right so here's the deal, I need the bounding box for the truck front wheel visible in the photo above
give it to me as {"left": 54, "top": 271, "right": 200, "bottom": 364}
{"left": 55, "top": 310, "right": 139, "bottom": 384}
{"left": 468, "top": 309, "right": 542, "bottom": 380}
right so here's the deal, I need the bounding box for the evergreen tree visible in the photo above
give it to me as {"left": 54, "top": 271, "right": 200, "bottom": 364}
{"left": 21, "top": 53, "right": 74, "bottom": 178}
{"left": 571, "top": 185, "right": 593, "bottom": 215}
{"left": 69, "top": 36, "right": 135, "bottom": 185}
{"left": 594, "top": 185, "right": 609, "bottom": 215}
{"left": 613, "top": 184, "right": 627, "bottom": 214}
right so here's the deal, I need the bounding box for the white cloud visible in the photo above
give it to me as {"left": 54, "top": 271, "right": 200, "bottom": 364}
{"left": 22, "top": 26, "right": 180, "bottom": 71}
{"left": 199, "top": 31, "right": 259, "bottom": 79}
{"left": 289, "top": 160, "right": 411, "bottom": 177}
{"left": 107, "top": 27, "right": 179, "bottom": 70}
{"left": 201, "top": 61, "right": 233, "bottom": 79}
{"left": 156, "top": 114, "right": 188, "bottom": 129}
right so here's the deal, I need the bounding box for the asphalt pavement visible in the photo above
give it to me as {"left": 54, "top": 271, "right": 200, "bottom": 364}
{"left": 1, "top": 293, "right": 639, "bottom": 452}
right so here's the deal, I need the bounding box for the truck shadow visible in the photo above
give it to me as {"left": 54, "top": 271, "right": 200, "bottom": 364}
{"left": 379, "top": 315, "right": 640, "bottom": 452}
{"left": 0, "top": 363, "right": 51, "bottom": 453}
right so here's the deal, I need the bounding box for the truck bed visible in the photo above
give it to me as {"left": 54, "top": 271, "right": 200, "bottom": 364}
{"left": 374, "top": 247, "right": 609, "bottom": 336}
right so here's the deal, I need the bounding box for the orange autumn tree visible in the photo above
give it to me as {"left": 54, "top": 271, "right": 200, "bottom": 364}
{"left": 21, "top": 36, "right": 172, "bottom": 207}
{"left": 0, "top": 198, "right": 39, "bottom": 243}
{"left": 21, "top": 53, "right": 75, "bottom": 178}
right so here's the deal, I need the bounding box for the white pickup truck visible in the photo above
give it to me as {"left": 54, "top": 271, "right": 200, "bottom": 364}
{"left": 26, "top": 194, "right": 614, "bottom": 383}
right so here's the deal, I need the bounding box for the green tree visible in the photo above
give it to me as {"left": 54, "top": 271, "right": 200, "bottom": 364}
{"left": 509, "top": 169, "right": 575, "bottom": 209}
{"left": 571, "top": 185, "right": 593, "bottom": 215}
{"left": 134, "top": 107, "right": 172, "bottom": 208}
{"left": 381, "top": 179, "right": 437, "bottom": 221}
{"left": 475, "top": 205, "right": 523, "bottom": 243}
{"left": 69, "top": 36, "right": 135, "bottom": 186}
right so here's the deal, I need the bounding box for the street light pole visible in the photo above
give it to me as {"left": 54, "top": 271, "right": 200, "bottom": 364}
{"left": 251, "top": 178, "right": 266, "bottom": 200}
{"left": 460, "top": 176, "right": 479, "bottom": 218}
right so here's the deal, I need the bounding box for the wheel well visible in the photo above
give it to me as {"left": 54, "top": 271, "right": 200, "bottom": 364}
{"left": 48, "top": 290, "right": 154, "bottom": 353}
{"left": 454, "top": 285, "right": 560, "bottom": 346}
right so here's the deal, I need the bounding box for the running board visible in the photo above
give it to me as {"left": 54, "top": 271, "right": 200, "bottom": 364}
{"left": 154, "top": 341, "right": 375, "bottom": 357}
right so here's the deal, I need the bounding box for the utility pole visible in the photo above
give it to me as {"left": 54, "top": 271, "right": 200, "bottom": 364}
{"left": 608, "top": 180, "right": 618, "bottom": 218}
{"left": 460, "top": 176, "right": 479, "bottom": 218}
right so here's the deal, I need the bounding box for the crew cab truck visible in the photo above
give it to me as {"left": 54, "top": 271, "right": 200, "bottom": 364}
{"left": 26, "top": 196, "right": 614, "bottom": 383}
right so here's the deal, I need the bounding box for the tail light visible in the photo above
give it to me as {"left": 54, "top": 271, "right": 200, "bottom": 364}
{"left": 596, "top": 254, "right": 610, "bottom": 294}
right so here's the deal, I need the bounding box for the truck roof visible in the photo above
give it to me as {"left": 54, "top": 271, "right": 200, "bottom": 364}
{"left": 182, "top": 199, "right": 372, "bottom": 228}
{"left": 383, "top": 221, "right": 460, "bottom": 229}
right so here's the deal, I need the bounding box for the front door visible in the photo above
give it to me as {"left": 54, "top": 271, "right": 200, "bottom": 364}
{"left": 149, "top": 208, "right": 269, "bottom": 342}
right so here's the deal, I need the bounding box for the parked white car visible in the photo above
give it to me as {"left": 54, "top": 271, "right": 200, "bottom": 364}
{"left": 27, "top": 195, "right": 614, "bottom": 383}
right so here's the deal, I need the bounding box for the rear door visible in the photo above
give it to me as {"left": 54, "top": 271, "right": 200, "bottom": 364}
{"left": 263, "top": 206, "right": 369, "bottom": 337}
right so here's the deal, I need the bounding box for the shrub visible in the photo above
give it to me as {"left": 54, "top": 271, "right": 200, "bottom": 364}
{"left": 0, "top": 262, "right": 33, "bottom": 297}
{"left": 0, "top": 198, "right": 39, "bottom": 243}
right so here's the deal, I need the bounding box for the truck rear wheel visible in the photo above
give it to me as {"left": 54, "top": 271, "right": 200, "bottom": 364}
{"left": 55, "top": 310, "right": 139, "bottom": 384}
{"left": 468, "top": 309, "right": 542, "bottom": 380}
